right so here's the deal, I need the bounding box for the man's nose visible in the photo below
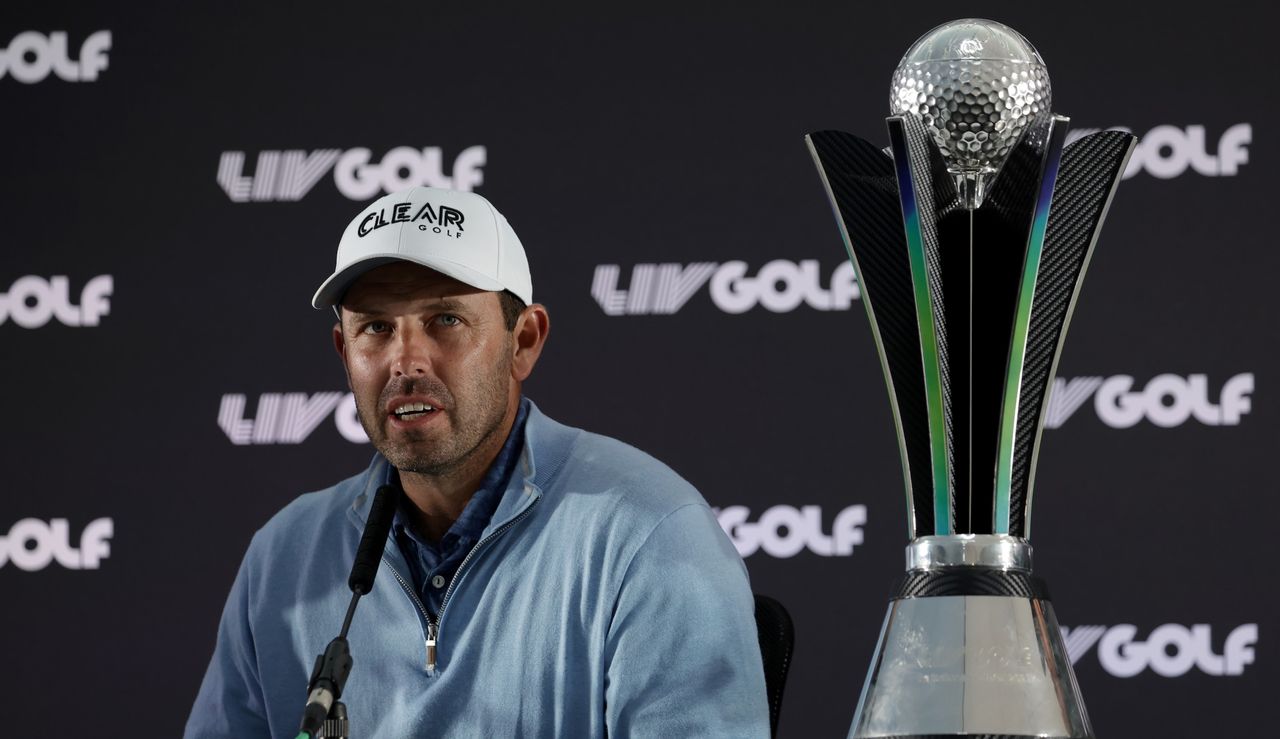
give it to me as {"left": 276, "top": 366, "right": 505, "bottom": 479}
{"left": 390, "top": 325, "right": 432, "bottom": 377}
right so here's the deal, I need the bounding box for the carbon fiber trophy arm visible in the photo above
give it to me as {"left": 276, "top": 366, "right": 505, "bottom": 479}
{"left": 805, "top": 130, "right": 935, "bottom": 537}
{"left": 1011, "top": 129, "right": 1137, "bottom": 537}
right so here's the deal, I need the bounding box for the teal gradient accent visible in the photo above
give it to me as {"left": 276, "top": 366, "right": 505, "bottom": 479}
{"left": 995, "top": 130, "right": 1064, "bottom": 533}
{"left": 892, "top": 146, "right": 952, "bottom": 536}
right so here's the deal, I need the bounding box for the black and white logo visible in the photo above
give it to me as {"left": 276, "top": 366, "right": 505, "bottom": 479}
{"left": 217, "top": 146, "right": 487, "bottom": 202}
{"left": 357, "top": 201, "right": 465, "bottom": 238}
{"left": 1062, "top": 623, "right": 1257, "bottom": 677}
{"left": 0, "top": 275, "right": 113, "bottom": 328}
{"left": 1067, "top": 123, "right": 1251, "bottom": 180}
{"left": 0, "top": 31, "right": 111, "bottom": 84}
{"left": 218, "top": 392, "right": 368, "bottom": 445}
{"left": 593, "top": 260, "right": 859, "bottom": 315}
{"left": 1046, "top": 373, "right": 1253, "bottom": 429}
{"left": 715, "top": 505, "right": 866, "bottom": 558}
{"left": 0, "top": 518, "right": 113, "bottom": 571}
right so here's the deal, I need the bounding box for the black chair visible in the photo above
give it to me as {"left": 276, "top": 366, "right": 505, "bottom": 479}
{"left": 753, "top": 593, "right": 794, "bottom": 738}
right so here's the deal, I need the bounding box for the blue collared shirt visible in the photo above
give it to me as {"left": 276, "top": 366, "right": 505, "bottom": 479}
{"left": 389, "top": 397, "right": 530, "bottom": 617}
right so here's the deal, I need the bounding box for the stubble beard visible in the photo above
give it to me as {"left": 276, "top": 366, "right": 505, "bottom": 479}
{"left": 356, "top": 356, "right": 514, "bottom": 479}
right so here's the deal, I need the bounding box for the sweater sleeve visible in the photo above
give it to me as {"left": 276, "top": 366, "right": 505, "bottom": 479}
{"left": 603, "top": 502, "right": 771, "bottom": 738}
{"left": 183, "top": 540, "right": 272, "bottom": 739}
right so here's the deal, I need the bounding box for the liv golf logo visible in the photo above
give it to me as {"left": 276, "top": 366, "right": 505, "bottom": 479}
{"left": 593, "top": 260, "right": 859, "bottom": 315}
{"left": 217, "top": 146, "right": 486, "bottom": 202}
{"left": 715, "top": 505, "right": 866, "bottom": 558}
{"left": 0, "top": 518, "right": 113, "bottom": 571}
{"left": 1062, "top": 623, "right": 1258, "bottom": 678}
{"left": 0, "top": 31, "right": 111, "bottom": 83}
{"left": 219, "top": 392, "right": 368, "bottom": 445}
{"left": 0, "top": 275, "right": 113, "bottom": 328}
{"left": 1046, "top": 373, "right": 1253, "bottom": 429}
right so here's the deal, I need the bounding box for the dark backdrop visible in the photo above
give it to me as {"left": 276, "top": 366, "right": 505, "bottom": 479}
{"left": 2, "top": 2, "right": 1274, "bottom": 736}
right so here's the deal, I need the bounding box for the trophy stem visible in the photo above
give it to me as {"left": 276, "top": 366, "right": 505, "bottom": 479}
{"left": 966, "top": 207, "right": 974, "bottom": 532}
{"left": 954, "top": 171, "right": 988, "bottom": 209}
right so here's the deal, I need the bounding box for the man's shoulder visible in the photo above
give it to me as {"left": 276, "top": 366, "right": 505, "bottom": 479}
{"left": 528, "top": 406, "right": 709, "bottom": 522}
{"left": 248, "top": 461, "right": 377, "bottom": 557}
{"left": 564, "top": 426, "right": 693, "bottom": 491}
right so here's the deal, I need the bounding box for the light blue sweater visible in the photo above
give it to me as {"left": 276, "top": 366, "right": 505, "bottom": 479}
{"left": 185, "top": 402, "right": 770, "bottom": 738}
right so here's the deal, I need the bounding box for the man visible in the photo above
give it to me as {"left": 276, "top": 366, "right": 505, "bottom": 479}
{"left": 185, "top": 186, "right": 770, "bottom": 737}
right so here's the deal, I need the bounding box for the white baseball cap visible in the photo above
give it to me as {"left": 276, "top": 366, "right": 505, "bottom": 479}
{"left": 312, "top": 186, "right": 532, "bottom": 309}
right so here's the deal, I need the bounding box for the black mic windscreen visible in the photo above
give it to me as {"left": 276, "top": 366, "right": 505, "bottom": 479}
{"left": 348, "top": 484, "right": 400, "bottom": 594}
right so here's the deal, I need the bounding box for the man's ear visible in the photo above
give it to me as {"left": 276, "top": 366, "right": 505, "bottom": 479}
{"left": 332, "top": 319, "right": 353, "bottom": 390}
{"left": 333, "top": 321, "right": 346, "bottom": 362}
{"left": 511, "top": 304, "right": 550, "bottom": 382}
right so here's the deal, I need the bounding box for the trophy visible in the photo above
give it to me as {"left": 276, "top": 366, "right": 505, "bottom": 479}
{"left": 805, "top": 19, "right": 1135, "bottom": 738}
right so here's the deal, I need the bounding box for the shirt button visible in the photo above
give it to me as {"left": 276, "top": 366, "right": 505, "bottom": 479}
{"left": 431, "top": 575, "right": 447, "bottom": 589}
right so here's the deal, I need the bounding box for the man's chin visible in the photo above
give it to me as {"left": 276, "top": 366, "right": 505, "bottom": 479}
{"left": 375, "top": 423, "right": 440, "bottom": 450}
{"left": 375, "top": 440, "right": 454, "bottom": 475}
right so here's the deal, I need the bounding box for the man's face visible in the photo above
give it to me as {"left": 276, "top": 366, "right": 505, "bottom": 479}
{"left": 335, "top": 262, "right": 517, "bottom": 477}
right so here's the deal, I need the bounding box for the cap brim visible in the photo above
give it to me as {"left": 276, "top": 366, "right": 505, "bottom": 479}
{"left": 312, "top": 253, "right": 508, "bottom": 309}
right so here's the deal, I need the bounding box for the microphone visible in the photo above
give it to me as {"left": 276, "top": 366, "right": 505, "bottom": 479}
{"left": 297, "top": 484, "right": 401, "bottom": 739}
{"left": 349, "top": 482, "right": 399, "bottom": 594}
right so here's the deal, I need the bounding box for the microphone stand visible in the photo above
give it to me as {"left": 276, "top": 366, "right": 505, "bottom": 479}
{"left": 295, "top": 596, "right": 358, "bottom": 739}
{"left": 295, "top": 484, "right": 400, "bottom": 739}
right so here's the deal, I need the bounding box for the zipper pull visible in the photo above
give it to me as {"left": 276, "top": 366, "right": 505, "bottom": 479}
{"left": 426, "top": 621, "right": 438, "bottom": 675}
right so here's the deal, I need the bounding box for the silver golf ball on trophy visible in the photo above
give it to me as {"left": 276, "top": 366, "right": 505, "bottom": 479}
{"left": 806, "top": 19, "right": 1136, "bottom": 738}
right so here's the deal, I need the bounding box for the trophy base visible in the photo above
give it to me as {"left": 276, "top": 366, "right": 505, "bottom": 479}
{"left": 849, "top": 538, "right": 1093, "bottom": 739}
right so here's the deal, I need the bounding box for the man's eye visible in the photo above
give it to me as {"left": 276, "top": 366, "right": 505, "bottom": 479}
{"left": 362, "top": 321, "right": 390, "bottom": 334}
{"left": 436, "top": 314, "right": 462, "bottom": 327}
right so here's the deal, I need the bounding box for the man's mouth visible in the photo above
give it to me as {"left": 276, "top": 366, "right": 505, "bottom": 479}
{"left": 393, "top": 402, "right": 436, "bottom": 420}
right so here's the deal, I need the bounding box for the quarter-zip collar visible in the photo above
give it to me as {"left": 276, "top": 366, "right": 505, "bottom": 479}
{"left": 342, "top": 400, "right": 574, "bottom": 674}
